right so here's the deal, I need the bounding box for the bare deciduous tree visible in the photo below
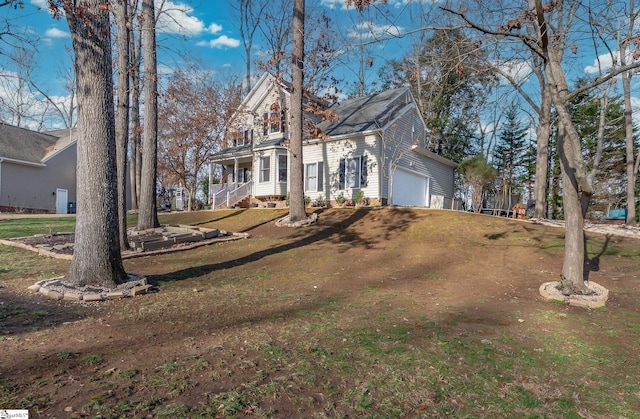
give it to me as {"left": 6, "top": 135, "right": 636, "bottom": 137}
{"left": 229, "top": 0, "right": 266, "bottom": 95}
{"left": 137, "top": 0, "right": 160, "bottom": 230}
{"left": 288, "top": 0, "right": 306, "bottom": 222}
{"left": 48, "top": 0, "right": 128, "bottom": 287}
{"left": 157, "top": 68, "right": 242, "bottom": 211}
{"left": 115, "top": 0, "right": 131, "bottom": 250}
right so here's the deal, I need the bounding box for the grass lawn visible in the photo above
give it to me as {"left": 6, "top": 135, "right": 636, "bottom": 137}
{"left": 1, "top": 208, "right": 639, "bottom": 418}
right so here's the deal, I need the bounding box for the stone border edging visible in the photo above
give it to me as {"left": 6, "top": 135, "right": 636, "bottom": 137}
{"left": 539, "top": 281, "right": 609, "bottom": 308}
{"left": 275, "top": 213, "right": 319, "bottom": 227}
{"left": 27, "top": 274, "right": 150, "bottom": 302}
{"left": 0, "top": 230, "right": 250, "bottom": 261}
{"left": 0, "top": 237, "right": 73, "bottom": 260}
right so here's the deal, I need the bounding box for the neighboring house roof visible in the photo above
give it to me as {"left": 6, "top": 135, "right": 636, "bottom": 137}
{"left": 42, "top": 128, "right": 78, "bottom": 162}
{"left": 316, "top": 87, "right": 412, "bottom": 137}
{"left": 0, "top": 123, "right": 77, "bottom": 164}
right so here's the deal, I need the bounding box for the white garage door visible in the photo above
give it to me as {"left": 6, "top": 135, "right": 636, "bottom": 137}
{"left": 391, "top": 168, "right": 428, "bottom": 207}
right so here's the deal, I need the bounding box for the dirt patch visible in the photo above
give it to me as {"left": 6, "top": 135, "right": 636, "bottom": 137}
{"left": 1, "top": 208, "right": 640, "bottom": 417}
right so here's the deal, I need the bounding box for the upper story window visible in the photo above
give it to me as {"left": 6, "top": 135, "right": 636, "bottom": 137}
{"left": 231, "top": 126, "right": 251, "bottom": 147}
{"left": 263, "top": 103, "right": 286, "bottom": 135}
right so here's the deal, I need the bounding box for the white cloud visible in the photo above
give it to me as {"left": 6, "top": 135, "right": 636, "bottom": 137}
{"left": 0, "top": 70, "right": 74, "bottom": 130}
{"left": 492, "top": 60, "right": 533, "bottom": 85}
{"left": 320, "top": 0, "right": 439, "bottom": 10}
{"left": 584, "top": 50, "right": 640, "bottom": 75}
{"left": 30, "top": 0, "right": 49, "bottom": 9}
{"left": 319, "top": 0, "right": 351, "bottom": 10}
{"left": 45, "top": 28, "right": 69, "bottom": 38}
{"left": 155, "top": 0, "right": 205, "bottom": 35}
{"left": 584, "top": 52, "right": 618, "bottom": 75}
{"left": 348, "top": 21, "right": 402, "bottom": 40}
{"left": 207, "top": 23, "right": 223, "bottom": 34}
{"left": 196, "top": 35, "right": 241, "bottom": 49}
{"left": 389, "top": 0, "right": 441, "bottom": 6}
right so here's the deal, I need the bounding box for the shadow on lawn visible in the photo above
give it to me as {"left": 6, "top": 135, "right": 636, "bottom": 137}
{"left": 583, "top": 233, "right": 612, "bottom": 282}
{"left": 147, "top": 208, "right": 374, "bottom": 284}
{"left": 188, "top": 209, "right": 246, "bottom": 227}
{"left": 0, "top": 289, "right": 88, "bottom": 336}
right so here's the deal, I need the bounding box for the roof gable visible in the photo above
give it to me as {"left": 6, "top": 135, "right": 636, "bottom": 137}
{"left": 0, "top": 123, "right": 78, "bottom": 164}
{"left": 316, "top": 87, "right": 414, "bottom": 137}
{"left": 0, "top": 123, "right": 59, "bottom": 163}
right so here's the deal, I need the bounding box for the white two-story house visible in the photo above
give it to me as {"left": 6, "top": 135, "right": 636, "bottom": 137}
{"left": 209, "top": 73, "right": 457, "bottom": 209}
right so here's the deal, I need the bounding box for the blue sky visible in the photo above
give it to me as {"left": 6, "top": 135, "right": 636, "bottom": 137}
{"left": 1, "top": 0, "right": 637, "bottom": 131}
{"left": 3, "top": 0, "right": 421, "bottom": 95}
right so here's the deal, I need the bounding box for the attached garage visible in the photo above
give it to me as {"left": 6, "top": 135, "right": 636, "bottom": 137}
{"left": 391, "top": 167, "right": 429, "bottom": 207}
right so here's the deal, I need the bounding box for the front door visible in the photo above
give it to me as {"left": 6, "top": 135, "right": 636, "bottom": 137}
{"left": 56, "top": 188, "right": 68, "bottom": 214}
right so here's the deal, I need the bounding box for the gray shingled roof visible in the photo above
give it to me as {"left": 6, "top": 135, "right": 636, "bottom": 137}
{"left": 210, "top": 142, "right": 253, "bottom": 159}
{"left": 316, "top": 87, "right": 411, "bottom": 137}
{"left": 253, "top": 137, "right": 287, "bottom": 150}
{"left": 0, "top": 123, "right": 60, "bottom": 163}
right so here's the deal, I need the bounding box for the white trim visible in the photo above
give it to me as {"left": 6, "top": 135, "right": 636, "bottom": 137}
{"left": 304, "top": 161, "right": 324, "bottom": 192}
{"left": 277, "top": 153, "right": 288, "bottom": 183}
{"left": 259, "top": 155, "right": 271, "bottom": 183}
{"left": 42, "top": 134, "right": 77, "bottom": 163}
{"left": 306, "top": 130, "right": 379, "bottom": 144}
{"left": 411, "top": 144, "right": 458, "bottom": 168}
{"left": 0, "top": 157, "right": 46, "bottom": 167}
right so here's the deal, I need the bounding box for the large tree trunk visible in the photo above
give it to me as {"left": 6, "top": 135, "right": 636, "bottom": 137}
{"left": 137, "top": 0, "right": 160, "bottom": 230}
{"left": 546, "top": 59, "right": 592, "bottom": 295}
{"left": 115, "top": 0, "right": 130, "bottom": 250}
{"left": 129, "top": 18, "right": 142, "bottom": 211}
{"left": 621, "top": 51, "right": 637, "bottom": 226}
{"left": 534, "top": 85, "right": 551, "bottom": 218}
{"left": 288, "top": 0, "right": 306, "bottom": 222}
{"left": 556, "top": 122, "right": 588, "bottom": 295}
{"left": 64, "top": 0, "right": 128, "bottom": 288}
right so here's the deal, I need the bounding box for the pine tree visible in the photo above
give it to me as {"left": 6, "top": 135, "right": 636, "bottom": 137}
{"left": 493, "top": 104, "right": 528, "bottom": 209}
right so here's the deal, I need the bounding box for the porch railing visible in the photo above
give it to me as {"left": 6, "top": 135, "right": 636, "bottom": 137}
{"left": 228, "top": 182, "right": 251, "bottom": 208}
{"left": 212, "top": 182, "right": 251, "bottom": 209}
{"left": 212, "top": 187, "right": 228, "bottom": 209}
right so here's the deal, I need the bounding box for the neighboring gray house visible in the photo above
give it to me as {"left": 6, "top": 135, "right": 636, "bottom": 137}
{"left": 209, "top": 73, "right": 457, "bottom": 208}
{"left": 0, "top": 123, "right": 77, "bottom": 213}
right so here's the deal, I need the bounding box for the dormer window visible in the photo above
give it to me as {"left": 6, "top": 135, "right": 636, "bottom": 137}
{"left": 231, "top": 126, "right": 251, "bottom": 147}
{"left": 263, "top": 103, "right": 286, "bottom": 135}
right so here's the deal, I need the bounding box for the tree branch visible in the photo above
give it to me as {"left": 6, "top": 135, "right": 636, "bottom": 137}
{"left": 569, "top": 60, "right": 640, "bottom": 100}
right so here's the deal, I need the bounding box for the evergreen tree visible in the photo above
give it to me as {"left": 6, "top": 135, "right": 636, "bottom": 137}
{"left": 570, "top": 82, "right": 629, "bottom": 217}
{"left": 493, "top": 104, "right": 528, "bottom": 209}
{"left": 378, "top": 29, "right": 495, "bottom": 163}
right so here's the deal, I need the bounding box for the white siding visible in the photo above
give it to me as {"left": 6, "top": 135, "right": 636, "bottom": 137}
{"left": 380, "top": 102, "right": 455, "bottom": 203}
{"left": 253, "top": 149, "right": 288, "bottom": 197}
{"left": 302, "top": 135, "right": 381, "bottom": 202}
{"left": 0, "top": 145, "right": 77, "bottom": 212}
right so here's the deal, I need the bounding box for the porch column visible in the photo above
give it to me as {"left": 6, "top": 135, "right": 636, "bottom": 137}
{"left": 233, "top": 157, "right": 239, "bottom": 187}
{"left": 208, "top": 161, "right": 213, "bottom": 207}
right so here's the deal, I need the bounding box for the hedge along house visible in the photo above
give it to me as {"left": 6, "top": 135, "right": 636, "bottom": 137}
{"left": 209, "top": 73, "right": 457, "bottom": 209}
{"left": 0, "top": 123, "right": 77, "bottom": 213}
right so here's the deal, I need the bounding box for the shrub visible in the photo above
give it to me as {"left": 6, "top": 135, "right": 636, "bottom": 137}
{"left": 286, "top": 193, "right": 311, "bottom": 207}
{"left": 354, "top": 189, "right": 365, "bottom": 205}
